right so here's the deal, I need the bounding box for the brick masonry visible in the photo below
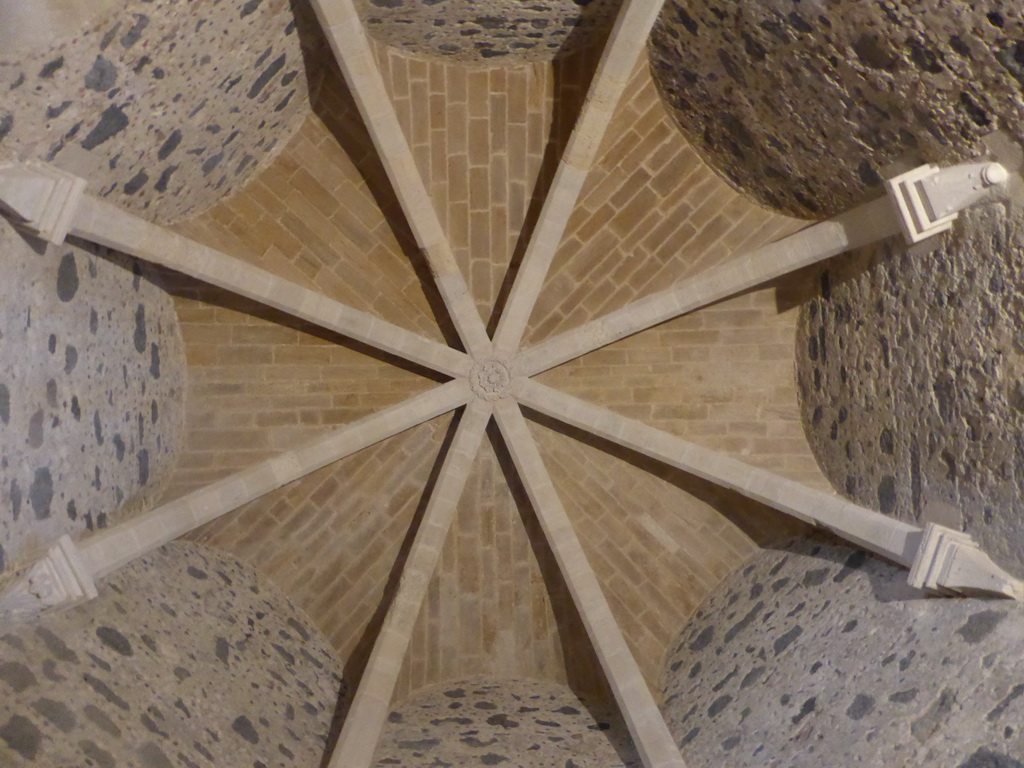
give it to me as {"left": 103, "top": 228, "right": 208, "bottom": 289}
{"left": 393, "top": 425, "right": 608, "bottom": 703}
{"left": 155, "top": 43, "right": 829, "bottom": 707}
{"left": 188, "top": 419, "right": 449, "bottom": 668}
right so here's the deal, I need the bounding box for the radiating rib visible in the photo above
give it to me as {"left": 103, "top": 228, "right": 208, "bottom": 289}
{"left": 513, "top": 377, "right": 922, "bottom": 565}
{"left": 326, "top": 400, "right": 491, "bottom": 768}
{"left": 69, "top": 196, "right": 471, "bottom": 378}
{"left": 516, "top": 196, "right": 901, "bottom": 376}
{"left": 493, "top": 399, "right": 688, "bottom": 768}
{"left": 78, "top": 380, "right": 472, "bottom": 579}
{"left": 491, "top": 0, "right": 669, "bottom": 359}
{"left": 309, "top": 0, "right": 490, "bottom": 358}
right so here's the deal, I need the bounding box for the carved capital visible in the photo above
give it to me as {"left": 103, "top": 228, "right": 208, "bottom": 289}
{"left": 908, "top": 522, "right": 1024, "bottom": 599}
{"left": 886, "top": 161, "right": 1009, "bottom": 245}
{"left": 0, "top": 536, "right": 98, "bottom": 623}
{"left": 0, "top": 161, "right": 87, "bottom": 244}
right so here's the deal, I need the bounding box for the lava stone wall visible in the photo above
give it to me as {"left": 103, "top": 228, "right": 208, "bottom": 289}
{"left": 662, "top": 536, "right": 1024, "bottom": 767}
{"left": 648, "top": 0, "right": 1024, "bottom": 218}
{"left": 0, "top": 0, "right": 318, "bottom": 223}
{"left": 0, "top": 541, "right": 342, "bottom": 767}
{"left": 376, "top": 678, "right": 639, "bottom": 766}
{"left": 0, "top": 219, "right": 185, "bottom": 575}
{"left": 796, "top": 204, "right": 1024, "bottom": 578}
{"left": 357, "top": 0, "right": 618, "bottom": 61}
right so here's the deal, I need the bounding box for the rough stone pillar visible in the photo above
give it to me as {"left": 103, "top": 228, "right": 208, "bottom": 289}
{"left": 0, "top": 0, "right": 120, "bottom": 59}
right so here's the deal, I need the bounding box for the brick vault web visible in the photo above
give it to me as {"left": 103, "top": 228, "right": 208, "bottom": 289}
{"left": 1, "top": 0, "right": 1022, "bottom": 765}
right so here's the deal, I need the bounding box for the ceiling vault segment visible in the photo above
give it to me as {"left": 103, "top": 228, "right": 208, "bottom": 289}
{"left": 4, "top": 4, "right": 1023, "bottom": 764}
{"left": 516, "top": 156, "right": 1015, "bottom": 376}
{"left": 514, "top": 377, "right": 1024, "bottom": 599}
{"left": 0, "top": 380, "right": 471, "bottom": 617}
{"left": 327, "top": 399, "right": 492, "bottom": 768}
{"left": 309, "top": 0, "right": 491, "bottom": 359}
{"left": 0, "top": 162, "right": 471, "bottom": 378}
{"left": 514, "top": 195, "right": 904, "bottom": 376}
{"left": 492, "top": 0, "right": 668, "bottom": 359}
{"left": 494, "top": 399, "right": 688, "bottom": 768}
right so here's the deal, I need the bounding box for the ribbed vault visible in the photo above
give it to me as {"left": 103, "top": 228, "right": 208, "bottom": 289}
{"left": 4, "top": 0, "right": 1024, "bottom": 766}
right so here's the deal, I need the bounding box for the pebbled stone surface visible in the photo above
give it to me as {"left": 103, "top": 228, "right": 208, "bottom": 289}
{"left": 662, "top": 535, "right": 1024, "bottom": 767}
{"left": 356, "top": 0, "right": 619, "bottom": 61}
{"left": 0, "top": 541, "right": 343, "bottom": 767}
{"left": 375, "top": 678, "right": 640, "bottom": 766}
{"left": 648, "top": 0, "right": 1024, "bottom": 218}
{"left": 796, "top": 204, "right": 1024, "bottom": 577}
{"left": 0, "top": 219, "right": 184, "bottom": 574}
{"left": 0, "top": 0, "right": 317, "bottom": 223}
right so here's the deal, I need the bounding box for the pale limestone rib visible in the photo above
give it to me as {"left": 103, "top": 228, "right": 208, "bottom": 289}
{"left": 309, "top": 0, "right": 491, "bottom": 358}
{"left": 513, "top": 377, "right": 922, "bottom": 565}
{"left": 515, "top": 195, "right": 902, "bottom": 376}
{"left": 326, "top": 399, "right": 492, "bottom": 768}
{"left": 491, "top": 0, "right": 669, "bottom": 359}
{"left": 70, "top": 196, "right": 471, "bottom": 378}
{"left": 78, "top": 380, "right": 472, "bottom": 579}
{"left": 492, "top": 399, "right": 688, "bottom": 768}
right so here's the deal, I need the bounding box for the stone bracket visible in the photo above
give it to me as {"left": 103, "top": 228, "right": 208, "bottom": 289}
{"left": 907, "top": 522, "right": 1024, "bottom": 599}
{"left": 0, "top": 535, "right": 98, "bottom": 623}
{"left": 0, "top": 161, "right": 87, "bottom": 244}
{"left": 886, "top": 161, "right": 1008, "bottom": 244}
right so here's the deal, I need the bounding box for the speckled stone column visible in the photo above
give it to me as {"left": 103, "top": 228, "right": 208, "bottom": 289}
{"left": 354, "top": 0, "right": 620, "bottom": 61}
{"left": 0, "top": 0, "right": 320, "bottom": 223}
{"left": 0, "top": 218, "right": 185, "bottom": 574}
{"left": 662, "top": 535, "right": 1024, "bottom": 767}
{"left": 648, "top": 0, "right": 1024, "bottom": 219}
{"left": 796, "top": 204, "right": 1024, "bottom": 579}
{"left": 0, "top": 540, "right": 344, "bottom": 766}
{"left": 375, "top": 678, "right": 640, "bottom": 767}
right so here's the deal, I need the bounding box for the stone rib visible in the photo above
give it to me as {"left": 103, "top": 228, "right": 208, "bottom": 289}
{"left": 492, "top": 398, "right": 688, "bottom": 768}
{"left": 70, "top": 195, "right": 471, "bottom": 378}
{"left": 309, "top": 0, "right": 491, "bottom": 358}
{"left": 513, "top": 377, "right": 922, "bottom": 565}
{"left": 326, "top": 399, "right": 491, "bottom": 768}
{"left": 78, "top": 380, "right": 472, "bottom": 579}
{"left": 492, "top": 0, "right": 669, "bottom": 359}
{"left": 516, "top": 196, "right": 901, "bottom": 376}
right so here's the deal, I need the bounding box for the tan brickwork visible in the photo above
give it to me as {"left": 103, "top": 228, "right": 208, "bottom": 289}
{"left": 188, "top": 418, "right": 449, "bottom": 664}
{"left": 175, "top": 56, "right": 444, "bottom": 342}
{"left": 394, "top": 426, "right": 607, "bottom": 703}
{"left": 159, "top": 50, "right": 455, "bottom": 501}
{"left": 531, "top": 418, "right": 806, "bottom": 692}
{"left": 524, "top": 57, "right": 805, "bottom": 346}
{"left": 374, "top": 43, "right": 600, "bottom": 329}
{"left": 537, "top": 281, "right": 831, "bottom": 490}
{"left": 158, "top": 280, "right": 435, "bottom": 502}
{"left": 516, "top": 54, "right": 829, "bottom": 490}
